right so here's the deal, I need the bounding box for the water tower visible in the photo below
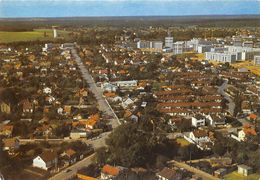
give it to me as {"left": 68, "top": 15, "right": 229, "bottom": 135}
{"left": 52, "top": 26, "right": 58, "bottom": 38}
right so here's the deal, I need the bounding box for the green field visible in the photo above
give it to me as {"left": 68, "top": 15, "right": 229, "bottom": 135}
{"left": 0, "top": 29, "right": 71, "bottom": 43}
{"left": 225, "top": 172, "right": 260, "bottom": 180}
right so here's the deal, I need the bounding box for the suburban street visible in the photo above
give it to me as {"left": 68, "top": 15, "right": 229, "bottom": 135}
{"left": 49, "top": 154, "right": 96, "bottom": 180}
{"left": 217, "top": 79, "right": 235, "bottom": 115}
{"left": 70, "top": 47, "right": 120, "bottom": 129}
{"left": 48, "top": 47, "right": 120, "bottom": 180}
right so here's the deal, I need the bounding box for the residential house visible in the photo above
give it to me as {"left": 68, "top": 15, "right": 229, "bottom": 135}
{"left": 231, "top": 125, "right": 256, "bottom": 142}
{"left": 64, "top": 105, "right": 72, "bottom": 115}
{"left": 33, "top": 150, "right": 58, "bottom": 170}
{"left": 205, "top": 114, "right": 226, "bottom": 127}
{"left": 57, "top": 107, "right": 63, "bottom": 115}
{"left": 101, "top": 164, "right": 121, "bottom": 180}
{"left": 191, "top": 114, "right": 206, "bottom": 127}
{"left": 237, "top": 165, "right": 253, "bottom": 176}
{"left": 121, "top": 97, "right": 134, "bottom": 109}
{"left": 2, "top": 138, "right": 20, "bottom": 154}
{"left": 101, "top": 83, "right": 118, "bottom": 92}
{"left": 185, "top": 129, "right": 213, "bottom": 150}
{"left": 112, "top": 96, "right": 123, "bottom": 103}
{"left": 115, "top": 80, "right": 137, "bottom": 89}
{"left": 0, "top": 101, "right": 11, "bottom": 114}
{"left": 43, "top": 87, "right": 52, "bottom": 94}
{"left": 248, "top": 113, "right": 257, "bottom": 121}
{"left": 79, "top": 114, "right": 100, "bottom": 130}
{"left": 157, "top": 167, "right": 182, "bottom": 180}
{"left": 241, "top": 101, "right": 251, "bottom": 114}
{"left": 188, "top": 129, "right": 210, "bottom": 144}
{"left": 34, "top": 124, "right": 53, "bottom": 137}
{"left": 20, "top": 99, "right": 34, "bottom": 113}
{"left": 0, "top": 125, "right": 13, "bottom": 137}
{"left": 214, "top": 168, "right": 227, "bottom": 178}
{"left": 61, "top": 148, "right": 77, "bottom": 165}
{"left": 70, "top": 130, "right": 87, "bottom": 139}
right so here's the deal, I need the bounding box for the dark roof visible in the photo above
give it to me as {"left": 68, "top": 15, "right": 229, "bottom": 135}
{"left": 193, "top": 129, "right": 208, "bottom": 138}
{"left": 157, "top": 167, "right": 181, "bottom": 180}
{"left": 39, "top": 150, "right": 57, "bottom": 162}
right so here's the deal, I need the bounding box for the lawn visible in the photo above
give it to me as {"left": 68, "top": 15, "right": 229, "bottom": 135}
{"left": 192, "top": 53, "right": 260, "bottom": 76}
{"left": 176, "top": 138, "right": 190, "bottom": 146}
{"left": 231, "top": 61, "right": 260, "bottom": 76}
{"left": 225, "top": 172, "right": 260, "bottom": 180}
{"left": 0, "top": 29, "right": 71, "bottom": 43}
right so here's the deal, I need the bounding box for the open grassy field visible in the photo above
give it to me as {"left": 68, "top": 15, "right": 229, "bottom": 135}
{"left": 191, "top": 53, "right": 260, "bottom": 76}
{"left": 0, "top": 29, "right": 71, "bottom": 43}
{"left": 231, "top": 61, "right": 260, "bottom": 76}
{"left": 225, "top": 172, "right": 260, "bottom": 180}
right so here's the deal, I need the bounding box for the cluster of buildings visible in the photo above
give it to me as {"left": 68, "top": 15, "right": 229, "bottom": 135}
{"left": 136, "top": 32, "right": 260, "bottom": 65}
{"left": 0, "top": 43, "right": 103, "bottom": 178}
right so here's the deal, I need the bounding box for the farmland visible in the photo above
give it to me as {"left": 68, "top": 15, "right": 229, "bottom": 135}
{"left": 0, "top": 29, "right": 71, "bottom": 43}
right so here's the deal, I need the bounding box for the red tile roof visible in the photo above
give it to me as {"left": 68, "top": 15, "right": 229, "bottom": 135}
{"left": 102, "top": 165, "right": 120, "bottom": 176}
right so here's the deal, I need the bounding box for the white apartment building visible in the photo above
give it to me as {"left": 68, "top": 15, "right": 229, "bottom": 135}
{"left": 186, "top": 38, "right": 212, "bottom": 52}
{"left": 137, "top": 40, "right": 150, "bottom": 49}
{"left": 150, "top": 41, "right": 163, "bottom": 49}
{"left": 205, "top": 52, "right": 237, "bottom": 63}
{"left": 197, "top": 45, "right": 212, "bottom": 53}
{"left": 225, "top": 45, "right": 260, "bottom": 60}
{"left": 165, "top": 36, "right": 174, "bottom": 48}
{"left": 254, "top": 56, "right": 260, "bottom": 66}
{"left": 173, "top": 41, "right": 185, "bottom": 55}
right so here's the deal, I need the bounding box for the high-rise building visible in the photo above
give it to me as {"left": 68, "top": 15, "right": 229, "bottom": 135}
{"left": 165, "top": 36, "right": 174, "bottom": 48}
{"left": 173, "top": 41, "right": 185, "bottom": 54}
{"left": 53, "top": 26, "right": 58, "bottom": 38}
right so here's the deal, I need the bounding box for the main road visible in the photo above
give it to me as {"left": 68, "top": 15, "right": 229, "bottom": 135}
{"left": 71, "top": 47, "right": 120, "bottom": 129}
{"left": 49, "top": 47, "right": 120, "bottom": 180}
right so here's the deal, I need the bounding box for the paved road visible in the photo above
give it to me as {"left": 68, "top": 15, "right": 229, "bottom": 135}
{"left": 49, "top": 154, "right": 96, "bottom": 180}
{"left": 169, "top": 160, "right": 220, "bottom": 180}
{"left": 71, "top": 47, "right": 120, "bottom": 129}
{"left": 19, "top": 132, "right": 109, "bottom": 149}
{"left": 49, "top": 47, "right": 120, "bottom": 180}
{"left": 218, "top": 79, "right": 235, "bottom": 116}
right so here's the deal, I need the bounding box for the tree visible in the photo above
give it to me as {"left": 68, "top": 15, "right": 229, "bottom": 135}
{"left": 54, "top": 124, "right": 71, "bottom": 138}
{"left": 95, "top": 147, "right": 109, "bottom": 166}
{"left": 98, "top": 119, "right": 172, "bottom": 167}
{"left": 212, "top": 142, "right": 226, "bottom": 156}
{"left": 233, "top": 93, "right": 242, "bottom": 117}
{"left": 105, "top": 122, "right": 154, "bottom": 167}
{"left": 177, "top": 119, "right": 191, "bottom": 132}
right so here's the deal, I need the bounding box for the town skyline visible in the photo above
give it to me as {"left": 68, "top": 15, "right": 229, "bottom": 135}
{"left": 1, "top": 0, "right": 260, "bottom": 18}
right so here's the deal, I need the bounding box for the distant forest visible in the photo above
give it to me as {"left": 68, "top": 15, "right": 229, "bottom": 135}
{"left": 1, "top": 15, "right": 260, "bottom": 31}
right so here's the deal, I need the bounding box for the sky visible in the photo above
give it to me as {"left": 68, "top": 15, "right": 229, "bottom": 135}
{"left": 0, "top": 0, "right": 260, "bottom": 18}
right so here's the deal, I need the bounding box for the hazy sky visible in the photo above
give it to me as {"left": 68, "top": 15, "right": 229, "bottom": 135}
{"left": 0, "top": 0, "right": 260, "bottom": 18}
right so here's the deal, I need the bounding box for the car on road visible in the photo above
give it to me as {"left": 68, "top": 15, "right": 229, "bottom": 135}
{"left": 65, "top": 169, "right": 72, "bottom": 173}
